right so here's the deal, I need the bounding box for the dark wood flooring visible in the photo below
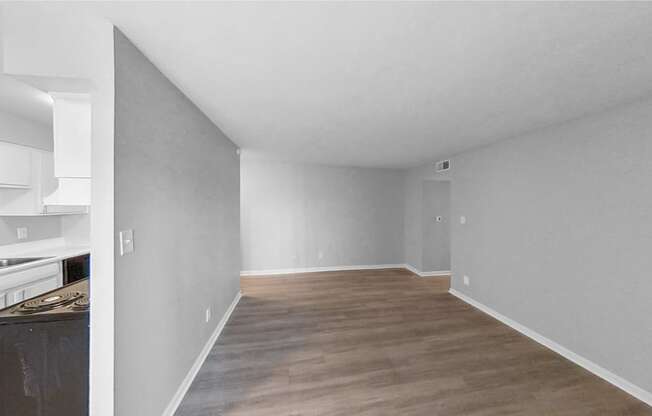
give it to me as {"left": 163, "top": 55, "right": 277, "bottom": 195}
{"left": 175, "top": 268, "right": 651, "bottom": 416}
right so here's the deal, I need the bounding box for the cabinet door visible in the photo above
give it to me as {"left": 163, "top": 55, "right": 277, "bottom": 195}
{"left": 0, "top": 263, "right": 62, "bottom": 307}
{"left": 0, "top": 148, "right": 43, "bottom": 215}
{"left": 23, "top": 275, "right": 60, "bottom": 299}
{"left": 0, "top": 142, "right": 32, "bottom": 188}
{"left": 12, "top": 275, "right": 60, "bottom": 305}
{"left": 39, "top": 151, "right": 58, "bottom": 211}
{"left": 51, "top": 93, "right": 91, "bottom": 178}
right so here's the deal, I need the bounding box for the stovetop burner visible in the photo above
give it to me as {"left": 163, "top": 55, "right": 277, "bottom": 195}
{"left": 0, "top": 279, "right": 89, "bottom": 323}
{"left": 71, "top": 294, "right": 90, "bottom": 311}
{"left": 13, "top": 291, "right": 83, "bottom": 314}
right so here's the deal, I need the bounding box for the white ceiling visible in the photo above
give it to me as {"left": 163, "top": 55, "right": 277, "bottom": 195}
{"left": 0, "top": 75, "right": 52, "bottom": 125}
{"left": 91, "top": 2, "right": 652, "bottom": 168}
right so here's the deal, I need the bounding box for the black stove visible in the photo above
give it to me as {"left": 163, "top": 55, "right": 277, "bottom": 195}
{"left": 0, "top": 279, "right": 89, "bottom": 415}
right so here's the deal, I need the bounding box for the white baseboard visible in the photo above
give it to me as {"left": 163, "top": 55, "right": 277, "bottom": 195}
{"left": 162, "top": 290, "right": 242, "bottom": 416}
{"left": 418, "top": 270, "right": 451, "bottom": 277}
{"left": 449, "top": 288, "right": 652, "bottom": 407}
{"left": 403, "top": 263, "right": 451, "bottom": 278}
{"left": 241, "top": 264, "right": 451, "bottom": 278}
{"left": 240, "top": 264, "right": 405, "bottom": 277}
{"left": 402, "top": 263, "right": 420, "bottom": 276}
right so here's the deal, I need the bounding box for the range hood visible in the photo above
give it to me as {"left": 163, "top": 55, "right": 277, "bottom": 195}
{"left": 43, "top": 92, "right": 91, "bottom": 206}
{"left": 43, "top": 178, "right": 91, "bottom": 207}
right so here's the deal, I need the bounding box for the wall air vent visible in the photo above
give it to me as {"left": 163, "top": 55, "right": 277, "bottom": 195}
{"left": 435, "top": 159, "right": 451, "bottom": 172}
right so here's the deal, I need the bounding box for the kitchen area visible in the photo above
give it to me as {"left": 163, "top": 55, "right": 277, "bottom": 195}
{"left": 0, "top": 74, "right": 91, "bottom": 415}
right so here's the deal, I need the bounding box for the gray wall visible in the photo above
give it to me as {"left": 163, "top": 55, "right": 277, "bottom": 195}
{"left": 422, "top": 180, "right": 450, "bottom": 272}
{"left": 0, "top": 110, "right": 53, "bottom": 151}
{"left": 0, "top": 216, "right": 61, "bottom": 245}
{"left": 241, "top": 158, "right": 405, "bottom": 271}
{"left": 61, "top": 213, "right": 90, "bottom": 245}
{"left": 445, "top": 97, "right": 652, "bottom": 394}
{"left": 114, "top": 29, "right": 240, "bottom": 416}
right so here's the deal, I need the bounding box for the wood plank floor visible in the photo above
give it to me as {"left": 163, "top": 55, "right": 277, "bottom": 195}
{"left": 175, "top": 269, "right": 651, "bottom": 416}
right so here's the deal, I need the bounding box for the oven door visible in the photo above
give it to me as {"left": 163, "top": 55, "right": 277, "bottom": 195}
{"left": 0, "top": 317, "right": 89, "bottom": 416}
{"left": 63, "top": 254, "right": 90, "bottom": 285}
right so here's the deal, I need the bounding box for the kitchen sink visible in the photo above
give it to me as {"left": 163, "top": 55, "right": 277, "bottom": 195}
{"left": 0, "top": 257, "right": 53, "bottom": 269}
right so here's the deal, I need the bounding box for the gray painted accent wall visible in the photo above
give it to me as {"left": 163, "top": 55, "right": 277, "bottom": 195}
{"left": 241, "top": 159, "right": 405, "bottom": 271}
{"left": 437, "top": 97, "right": 652, "bottom": 394}
{"left": 114, "top": 29, "right": 240, "bottom": 416}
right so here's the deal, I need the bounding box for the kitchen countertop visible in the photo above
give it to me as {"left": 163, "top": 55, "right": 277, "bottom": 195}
{"left": 0, "top": 238, "right": 90, "bottom": 276}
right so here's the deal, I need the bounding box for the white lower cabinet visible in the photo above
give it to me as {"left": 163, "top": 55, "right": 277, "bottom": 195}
{"left": 0, "top": 262, "right": 62, "bottom": 309}
{"left": 12, "top": 275, "right": 59, "bottom": 304}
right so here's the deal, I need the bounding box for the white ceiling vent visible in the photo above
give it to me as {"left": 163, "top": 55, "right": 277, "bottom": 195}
{"left": 435, "top": 159, "right": 451, "bottom": 172}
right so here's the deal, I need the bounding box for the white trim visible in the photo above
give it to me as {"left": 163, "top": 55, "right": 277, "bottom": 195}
{"left": 403, "top": 263, "right": 451, "bottom": 278}
{"left": 162, "top": 291, "right": 242, "bottom": 416}
{"left": 418, "top": 270, "right": 451, "bottom": 277}
{"left": 402, "top": 263, "right": 420, "bottom": 276}
{"left": 448, "top": 288, "right": 652, "bottom": 407}
{"left": 240, "top": 264, "right": 405, "bottom": 277}
{"left": 240, "top": 264, "right": 450, "bottom": 278}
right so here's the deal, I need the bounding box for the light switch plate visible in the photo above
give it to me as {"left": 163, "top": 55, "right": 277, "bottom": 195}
{"left": 460, "top": 216, "right": 467, "bottom": 225}
{"left": 119, "top": 229, "right": 134, "bottom": 256}
{"left": 436, "top": 216, "right": 443, "bottom": 222}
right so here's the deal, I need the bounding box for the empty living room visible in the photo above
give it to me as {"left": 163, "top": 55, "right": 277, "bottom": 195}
{"left": 1, "top": 2, "right": 651, "bottom": 416}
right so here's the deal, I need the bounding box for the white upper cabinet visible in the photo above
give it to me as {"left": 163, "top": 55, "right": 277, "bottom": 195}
{"left": 42, "top": 92, "right": 91, "bottom": 206}
{"left": 0, "top": 142, "right": 32, "bottom": 188}
{"left": 50, "top": 92, "right": 91, "bottom": 178}
{"left": 0, "top": 91, "right": 92, "bottom": 212}
{"left": 0, "top": 142, "right": 87, "bottom": 215}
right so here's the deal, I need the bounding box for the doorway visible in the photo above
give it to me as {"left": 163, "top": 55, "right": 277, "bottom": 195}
{"left": 422, "top": 180, "right": 451, "bottom": 274}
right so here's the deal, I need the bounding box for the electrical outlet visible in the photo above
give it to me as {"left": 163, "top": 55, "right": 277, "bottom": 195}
{"left": 460, "top": 216, "right": 466, "bottom": 225}
{"left": 318, "top": 250, "right": 324, "bottom": 260}
{"left": 205, "top": 307, "right": 211, "bottom": 323}
{"left": 16, "top": 227, "right": 28, "bottom": 240}
{"left": 463, "top": 275, "right": 470, "bottom": 286}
